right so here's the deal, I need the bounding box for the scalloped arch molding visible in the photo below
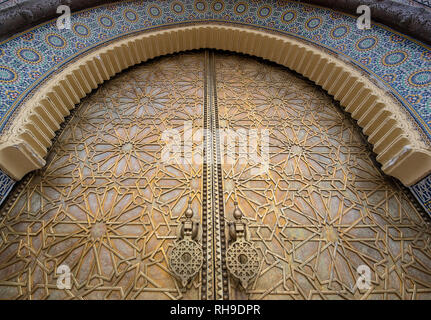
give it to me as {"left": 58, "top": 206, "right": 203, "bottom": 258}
{"left": 0, "top": 0, "right": 430, "bottom": 212}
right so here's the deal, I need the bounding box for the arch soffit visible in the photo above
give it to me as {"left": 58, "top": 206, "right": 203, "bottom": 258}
{"left": 0, "top": 24, "right": 430, "bottom": 186}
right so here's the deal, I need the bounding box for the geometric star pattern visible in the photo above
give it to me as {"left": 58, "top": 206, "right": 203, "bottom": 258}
{"left": 0, "top": 52, "right": 204, "bottom": 300}
{"left": 0, "top": 51, "right": 430, "bottom": 300}
{"left": 216, "top": 53, "right": 431, "bottom": 300}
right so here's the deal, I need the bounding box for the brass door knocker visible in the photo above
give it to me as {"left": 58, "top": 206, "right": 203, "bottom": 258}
{"left": 226, "top": 202, "right": 259, "bottom": 289}
{"left": 168, "top": 199, "right": 203, "bottom": 288}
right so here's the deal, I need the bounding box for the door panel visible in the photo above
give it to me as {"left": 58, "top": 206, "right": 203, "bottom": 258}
{"left": 0, "top": 52, "right": 205, "bottom": 299}
{"left": 215, "top": 53, "right": 431, "bottom": 300}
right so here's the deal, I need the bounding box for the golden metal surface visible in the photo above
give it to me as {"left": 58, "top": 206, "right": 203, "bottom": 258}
{"left": 226, "top": 203, "right": 259, "bottom": 289}
{"left": 0, "top": 51, "right": 430, "bottom": 300}
{"left": 215, "top": 53, "right": 431, "bottom": 300}
{"left": 0, "top": 52, "right": 205, "bottom": 299}
{"left": 201, "top": 51, "right": 229, "bottom": 300}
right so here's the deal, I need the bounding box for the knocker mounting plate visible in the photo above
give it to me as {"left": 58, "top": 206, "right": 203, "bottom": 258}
{"left": 169, "top": 238, "right": 203, "bottom": 287}
{"left": 226, "top": 202, "right": 259, "bottom": 289}
{"left": 168, "top": 199, "right": 203, "bottom": 287}
{"left": 226, "top": 239, "right": 259, "bottom": 288}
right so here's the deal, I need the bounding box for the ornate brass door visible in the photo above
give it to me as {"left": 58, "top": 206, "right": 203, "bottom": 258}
{"left": 1, "top": 51, "right": 431, "bottom": 300}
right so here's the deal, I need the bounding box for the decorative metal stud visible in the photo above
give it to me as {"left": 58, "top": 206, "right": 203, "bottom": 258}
{"left": 226, "top": 202, "right": 259, "bottom": 289}
{"left": 169, "top": 199, "right": 203, "bottom": 287}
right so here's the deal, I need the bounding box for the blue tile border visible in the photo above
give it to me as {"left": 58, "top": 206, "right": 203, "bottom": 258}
{"left": 410, "top": 174, "right": 431, "bottom": 217}
{"left": 0, "top": 169, "right": 15, "bottom": 206}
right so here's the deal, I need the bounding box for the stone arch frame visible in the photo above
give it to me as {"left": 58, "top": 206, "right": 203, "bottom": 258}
{"left": 0, "top": 23, "right": 429, "bottom": 188}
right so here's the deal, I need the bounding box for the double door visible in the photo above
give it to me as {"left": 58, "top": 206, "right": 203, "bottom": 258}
{"left": 1, "top": 50, "right": 430, "bottom": 300}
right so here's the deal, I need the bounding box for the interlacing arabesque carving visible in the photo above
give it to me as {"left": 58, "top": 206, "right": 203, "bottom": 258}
{"left": 0, "top": 52, "right": 430, "bottom": 300}
{"left": 216, "top": 53, "right": 431, "bottom": 300}
{"left": 0, "top": 52, "right": 205, "bottom": 299}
